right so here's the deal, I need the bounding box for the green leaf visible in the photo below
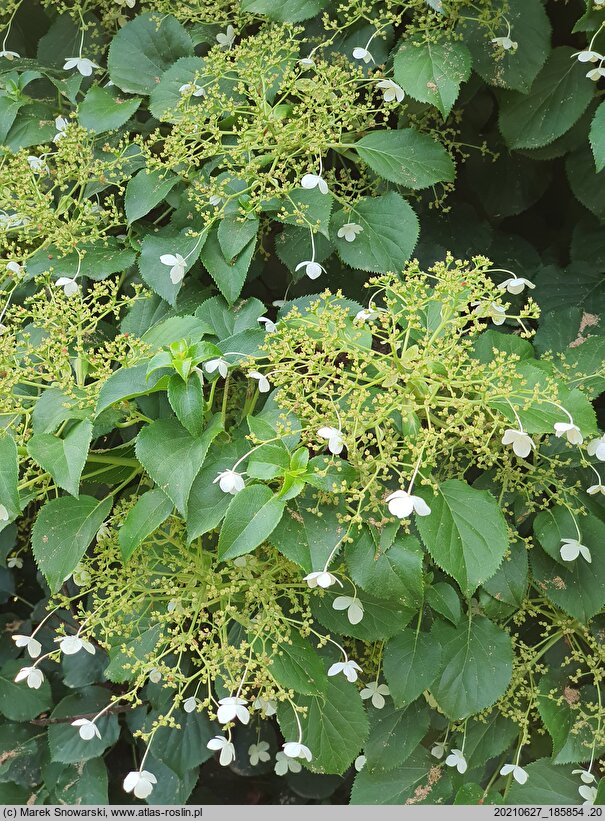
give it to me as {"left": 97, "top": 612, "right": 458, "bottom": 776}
{"left": 498, "top": 48, "right": 594, "bottom": 149}
{"left": 355, "top": 130, "right": 455, "bottom": 188}
{"left": 537, "top": 675, "right": 604, "bottom": 765}
{"left": 257, "top": 629, "right": 328, "bottom": 696}
{"left": 472, "top": 329, "right": 535, "bottom": 364}
{"left": 78, "top": 85, "right": 142, "bottom": 133}
{"left": 32, "top": 495, "right": 113, "bottom": 593}
{"left": 425, "top": 581, "right": 462, "bottom": 624}
{"left": 364, "top": 701, "right": 431, "bottom": 773}
{"left": 310, "top": 584, "right": 415, "bottom": 642}
{"left": 481, "top": 540, "right": 528, "bottom": 608}
{"left": 199, "top": 225, "right": 255, "bottom": 305}
{"left": 135, "top": 415, "right": 222, "bottom": 517}
{"left": 272, "top": 187, "right": 333, "bottom": 238}
{"left": 350, "top": 749, "right": 437, "bottom": 804}
{"left": 138, "top": 226, "right": 206, "bottom": 307}
{"left": 416, "top": 479, "right": 509, "bottom": 597}
{"left": 0, "top": 435, "right": 20, "bottom": 523}
{"left": 277, "top": 675, "right": 368, "bottom": 774}
{"left": 149, "top": 56, "right": 207, "bottom": 122}
{"left": 119, "top": 488, "right": 174, "bottom": 561}
{"left": 240, "top": 0, "right": 330, "bottom": 23}
{"left": 430, "top": 616, "right": 513, "bottom": 720}
{"left": 331, "top": 192, "right": 419, "bottom": 274}
{"left": 567, "top": 146, "right": 605, "bottom": 222}
{"left": 107, "top": 13, "right": 193, "bottom": 95}
{"left": 125, "top": 168, "right": 179, "bottom": 225}
{"left": 186, "top": 440, "right": 246, "bottom": 541}
{"left": 48, "top": 688, "right": 120, "bottom": 764}
{"left": 0, "top": 660, "right": 53, "bottom": 720}
{"left": 26, "top": 239, "right": 136, "bottom": 282}
{"left": 383, "top": 627, "right": 442, "bottom": 708}
{"left": 506, "top": 759, "right": 582, "bottom": 805}
{"left": 54, "top": 759, "right": 108, "bottom": 805}
{"left": 95, "top": 363, "right": 170, "bottom": 415}
{"left": 105, "top": 624, "right": 161, "bottom": 683}
{"left": 394, "top": 39, "right": 472, "bottom": 117}
{"left": 217, "top": 485, "right": 286, "bottom": 560}
{"left": 27, "top": 420, "right": 93, "bottom": 497}
{"left": 167, "top": 373, "right": 206, "bottom": 437}
{"left": 218, "top": 215, "right": 259, "bottom": 261}
{"left": 590, "top": 102, "right": 605, "bottom": 174}
{"left": 144, "top": 708, "right": 214, "bottom": 776}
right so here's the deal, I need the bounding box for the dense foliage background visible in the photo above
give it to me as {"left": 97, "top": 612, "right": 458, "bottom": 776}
{"left": 1, "top": 0, "right": 605, "bottom": 806}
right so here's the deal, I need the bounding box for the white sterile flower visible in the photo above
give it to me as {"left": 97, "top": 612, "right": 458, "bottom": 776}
{"left": 27, "top": 155, "right": 48, "bottom": 173}
{"left": 575, "top": 50, "right": 602, "bottom": 63}
{"left": 502, "top": 428, "right": 535, "bottom": 459}
{"left": 123, "top": 770, "right": 157, "bottom": 800}
{"left": 587, "top": 67, "right": 605, "bottom": 81}
{"left": 272, "top": 300, "right": 286, "bottom": 308}
{"left": 497, "top": 276, "right": 535, "bottom": 295}
{"left": 12, "top": 635, "right": 42, "bottom": 659}
{"left": 328, "top": 659, "right": 362, "bottom": 683}
{"left": 252, "top": 696, "right": 277, "bottom": 716}
{"left": 216, "top": 25, "right": 236, "bottom": 49}
{"left": 148, "top": 668, "right": 162, "bottom": 683}
{"left": 431, "top": 741, "right": 447, "bottom": 759}
{"left": 573, "top": 769, "right": 596, "bottom": 785}
{"left": 213, "top": 469, "right": 245, "bottom": 495}
{"left": 332, "top": 595, "right": 364, "bottom": 625}
{"left": 303, "top": 570, "right": 341, "bottom": 589}
{"left": 352, "top": 46, "right": 373, "bottom": 63}
{"left": 282, "top": 741, "right": 312, "bottom": 761}
{"left": 6, "top": 261, "right": 22, "bottom": 276}
{"left": 179, "top": 82, "right": 205, "bottom": 97}
{"left": 183, "top": 696, "right": 200, "bottom": 713}
{"left": 445, "top": 748, "right": 467, "bottom": 774}
{"left": 587, "top": 435, "right": 605, "bottom": 461}
{"left": 248, "top": 741, "right": 271, "bottom": 766}
{"left": 360, "top": 681, "right": 390, "bottom": 709}
{"left": 560, "top": 538, "right": 591, "bottom": 564}
{"left": 385, "top": 489, "right": 431, "bottom": 519}
{"left": 7, "top": 556, "right": 23, "bottom": 568}
{"left": 0, "top": 50, "right": 20, "bottom": 60}
{"left": 72, "top": 565, "right": 91, "bottom": 587}
{"left": 55, "top": 277, "right": 80, "bottom": 296}
{"left": 337, "top": 223, "right": 363, "bottom": 242}
{"left": 207, "top": 735, "right": 236, "bottom": 766}
{"left": 355, "top": 308, "right": 380, "bottom": 322}
{"left": 0, "top": 504, "right": 9, "bottom": 522}
{"left": 295, "top": 259, "right": 325, "bottom": 280}
{"left": 63, "top": 57, "right": 99, "bottom": 76}
{"left": 258, "top": 316, "right": 277, "bottom": 333}
{"left": 233, "top": 556, "right": 248, "bottom": 567}
{"left": 471, "top": 300, "right": 506, "bottom": 325}
{"left": 71, "top": 718, "right": 101, "bottom": 741}
{"left": 376, "top": 79, "right": 405, "bottom": 102}
{"left": 274, "top": 751, "right": 301, "bottom": 775}
{"left": 57, "top": 635, "right": 95, "bottom": 655}
{"left": 14, "top": 666, "right": 44, "bottom": 689}
{"left": 300, "top": 173, "right": 329, "bottom": 195}
{"left": 354, "top": 755, "right": 366, "bottom": 772}
{"left": 217, "top": 696, "right": 250, "bottom": 725}
{"left": 160, "top": 253, "right": 186, "bottom": 284}
{"left": 491, "top": 36, "right": 517, "bottom": 51}
{"left": 317, "top": 426, "right": 345, "bottom": 455}
{"left": 248, "top": 370, "right": 270, "bottom": 393}
{"left": 554, "top": 421, "right": 583, "bottom": 445}
{"left": 587, "top": 483, "right": 605, "bottom": 495}
{"left": 500, "top": 763, "right": 528, "bottom": 785}
{"left": 204, "top": 357, "right": 230, "bottom": 379}
{"left": 299, "top": 57, "right": 315, "bottom": 68}
{"left": 579, "top": 785, "right": 597, "bottom": 806}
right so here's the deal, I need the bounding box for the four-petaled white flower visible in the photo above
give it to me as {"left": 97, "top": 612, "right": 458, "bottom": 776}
{"left": 355, "top": 308, "right": 380, "bottom": 322}
{"left": 303, "top": 570, "right": 341, "bottom": 589}
{"left": 207, "top": 735, "right": 236, "bottom": 766}
{"left": 204, "top": 357, "right": 229, "bottom": 378}
{"left": 274, "top": 751, "right": 301, "bottom": 775}
{"left": 587, "top": 67, "right": 605, "bottom": 82}
{"left": 183, "top": 696, "right": 200, "bottom": 713}
{"left": 386, "top": 489, "right": 431, "bottom": 519}
{"left": 337, "top": 223, "right": 363, "bottom": 242}
{"left": 213, "top": 469, "right": 245, "bottom": 495}
{"left": 376, "top": 79, "right": 405, "bottom": 102}
{"left": 12, "top": 635, "right": 42, "bottom": 658}
{"left": 217, "top": 696, "right": 250, "bottom": 725}
{"left": 360, "top": 681, "right": 390, "bottom": 709}
{"left": 295, "top": 259, "right": 325, "bottom": 280}
{"left": 579, "top": 785, "right": 597, "bottom": 806}
{"left": 587, "top": 435, "right": 605, "bottom": 461}
{"left": 27, "top": 155, "right": 48, "bottom": 173}
{"left": 216, "top": 25, "right": 236, "bottom": 50}
{"left": 575, "top": 50, "right": 603, "bottom": 63}
{"left": 445, "top": 748, "right": 467, "bottom": 774}
{"left": 14, "top": 666, "right": 44, "bottom": 689}
{"left": 258, "top": 316, "right": 277, "bottom": 333}
{"left": 282, "top": 741, "right": 312, "bottom": 761}
{"left": 500, "top": 763, "right": 528, "bottom": 785}
{"left": 317, "top": 425, "right": 345, "bottom": 455}
{"left": 7, "top": 556, "right": 23, "bottom": 568}
{"left": 55, "top": 277, "right": 80, "bottom": 296}
{"left": 354, "top": 755, "right": 366, "bottom": 772}
{"left": 209, "top": 194, "right": 223, "bottom": 207}
{"left": 63, "top": 57, "right": 99, "bottom": 76}
{"left": 123, "top": 770, "right": 157, "bottom": 800}
{"left": 502, "top": 428, "right": 535, "bottom": 459}
{"left": 71, "top": 718, "right": 101, "bottom": 741}
{"left": 560, "top": 538, "right": 591, "bottom": 564}
{"left": 248, "top": 370, "right": 270, "bottom": 393}
{"left": 573, "top": 769, "right": 596, "bottom": 785}
{"left": 148, "top": 668, "right": 162, "bottom": 683}
{"left": 252, "top": 696, "right": 277, "bottom": 716}
{"left": 248, "top": 741, "right": 271, "bottom": 766}
{"left": 431, "top": 741, "right": 447, "bottom": 759}
{"left": 352, "top": 46, "right": 373, "bottom": 63}
{"left": 491, "top": 36, "right": 517, "bottom": 51}
{"left": 587, "top": 483, "right": 605, "bottom": 495}
{"left": 300, "top": 173, "right": 329, "bottom": 195}
{"left": 498, "top": 276, "right": 535, "bottom": 295}
{"left": 554, "top": 421, "right": 583, "bottom": 445}
{"left": 179, "top": 82, "right": 205, "bottom": 97}
{"left": 471, "top": 300, "right": 506, "bottom": 325}
{"left": 57, "top": 635, "right": 95, "bottom": 655}
{"left": 333, "top": 595, "right": 364, "bottom": 625}
{"left": 6, "top": 261, "right": 22, "bottom": 276}
{"left": 0, "top": 50, "right": 20, "bottom": 60}
{"left": 328, "top": 659, "right": 362, "bottom": 683}
{"left": 160, "top": 253, "right": 186, "bottom": 284}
